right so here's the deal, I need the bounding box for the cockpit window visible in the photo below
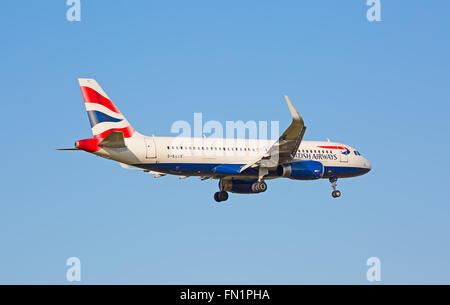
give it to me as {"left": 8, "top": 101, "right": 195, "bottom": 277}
{"left": 354, "top": 151, "right": 361, "bottom": 156}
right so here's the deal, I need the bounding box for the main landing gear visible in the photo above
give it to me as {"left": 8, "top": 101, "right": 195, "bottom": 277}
{"left": 214, "top": 179, "right": 268, "bottom": 202}
{"left": 214, "top": 191, "right": 229, "bottom": 202}
{"left": 251, "top": 181, "right": 267, "bottom": 193}
{"left": 329, "top": 177, "right": 341, "bottom": 198}
{"left": 215, "top": 180, "right": 229, "bottom": 202}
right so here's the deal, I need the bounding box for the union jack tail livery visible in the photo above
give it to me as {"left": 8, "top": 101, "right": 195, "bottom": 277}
{"left": 78, "top": 78, "right": 135, "bottom": 140}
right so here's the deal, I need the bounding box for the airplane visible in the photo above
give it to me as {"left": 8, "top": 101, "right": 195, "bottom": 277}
{"left": 59, "top": 78, "right": 371, "bottom": 202}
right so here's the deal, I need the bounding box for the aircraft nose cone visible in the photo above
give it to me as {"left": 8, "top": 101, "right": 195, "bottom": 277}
{"left": 365, "top": 159, "right": 372, "bottom": 172}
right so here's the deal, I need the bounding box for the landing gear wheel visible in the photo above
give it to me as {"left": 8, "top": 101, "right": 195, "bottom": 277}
{"left": 332, "top": 190, "right": 341, "bottom": 198}
{"left": 329, "top": 177, "right": 341, "bottom": 198}
{"left": 214, "top": 192, "right": 220, "bottom": 202}
{"left": 251, "top": 181, "right": 267, "bottom": 193}
{"left": 219, "top": 191, "right": 228, "bottom": 201}
{"left": 214, "top": 191, "right": 229, "bottom": 202}
{"left": 257, "top": 181, "right": 267, "bottom": 192}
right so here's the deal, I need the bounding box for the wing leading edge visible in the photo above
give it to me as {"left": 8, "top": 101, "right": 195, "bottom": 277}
{"left": 240, "top": 95, "right": 306, "bottom": 172}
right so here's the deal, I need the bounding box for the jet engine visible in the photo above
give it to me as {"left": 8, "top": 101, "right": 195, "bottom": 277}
{"left": 219, "top": 179, "right": 266, "bottom": 194}
{"left": 277, "top": 160, "right": 323, "bottom": 180}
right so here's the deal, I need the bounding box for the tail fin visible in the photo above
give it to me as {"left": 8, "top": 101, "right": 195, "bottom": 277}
{"left": 78, "top": 78, "right": 135, "bottom": 139}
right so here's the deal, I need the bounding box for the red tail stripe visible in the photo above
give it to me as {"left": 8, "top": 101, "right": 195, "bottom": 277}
{"left": 80, "top": 86, "right": 120, "bottom": 114}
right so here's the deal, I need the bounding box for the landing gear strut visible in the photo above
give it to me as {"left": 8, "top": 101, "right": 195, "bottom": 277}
{"left": 329, "top": 177, "right": 341, "bottom": 198}
{"left": 214, "top": 180, "right": 229, "bottom": 202}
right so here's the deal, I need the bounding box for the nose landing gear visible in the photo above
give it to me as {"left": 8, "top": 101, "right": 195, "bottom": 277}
{"left": 332, "top": 190, "right": 341, "bottom": 198}
{"left": 329, "top": 177, "right": 341, "bottom": 198}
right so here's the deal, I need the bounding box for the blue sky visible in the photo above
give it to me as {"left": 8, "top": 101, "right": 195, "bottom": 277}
{"left": 1, "top": 1, "right": 449, "bottom": 284}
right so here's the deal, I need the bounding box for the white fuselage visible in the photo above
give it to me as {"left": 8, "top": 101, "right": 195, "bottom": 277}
{"left": 93, "top": 134, "right": 371, "bottom": 179}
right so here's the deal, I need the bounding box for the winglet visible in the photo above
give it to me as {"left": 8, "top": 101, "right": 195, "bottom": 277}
{"left": 284, "top": 95, "right": 302, "bottom": 121}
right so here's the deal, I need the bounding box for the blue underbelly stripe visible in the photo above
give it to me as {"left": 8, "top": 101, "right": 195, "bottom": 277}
{"left": 131, "top": 163, "right": 369, "bottom": 178}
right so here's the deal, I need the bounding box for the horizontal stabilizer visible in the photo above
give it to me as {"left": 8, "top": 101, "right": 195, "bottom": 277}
{"left": 153, "top": 173, "right": 167, "bottom": 178}
{"left": 99, "top": 131, "right": 126, "bottom": 148}
{"left": 120, "top": 163, "right": 167, "bottom": 178}
{"left": 119, "top": 163, "right": 141, "bottom": 170}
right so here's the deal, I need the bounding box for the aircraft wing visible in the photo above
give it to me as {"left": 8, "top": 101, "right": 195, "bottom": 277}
{"left": 119, "top": 162, "right": 168, "bottom": 178}
{"left": 240, "top": 95, "right": 306, "bottom": 172}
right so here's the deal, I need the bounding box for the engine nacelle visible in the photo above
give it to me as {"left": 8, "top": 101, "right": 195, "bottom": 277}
{"left": 219, "top": 179, "right": 260, "bottom": 194}
{"left": 277, "top": 160, "right": 323, "bottom": 180}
